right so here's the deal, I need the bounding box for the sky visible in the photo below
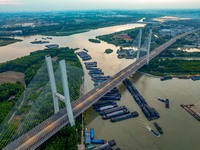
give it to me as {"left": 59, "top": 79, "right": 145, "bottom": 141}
{"left": 0, "top": 0, "right": 200, "bottom": 12}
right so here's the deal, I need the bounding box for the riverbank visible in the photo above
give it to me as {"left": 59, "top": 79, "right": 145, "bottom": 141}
{"left": 140, "top": 58, "right": 200, "bottom": 76}
{"left": 137, "top": 71, "right": 160, "bottom": 78}
{"left": 0, "top": 37, "right": 22, "bottom": 47}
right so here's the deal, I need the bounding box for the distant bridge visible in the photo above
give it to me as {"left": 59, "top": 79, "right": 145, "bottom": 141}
{"left": 3, "top": 29, "right": 196, "bottom": 150}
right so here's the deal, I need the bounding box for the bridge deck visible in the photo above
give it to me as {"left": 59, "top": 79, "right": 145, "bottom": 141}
{"left": 3, "top": 30, "right": 197, "bottom": 150}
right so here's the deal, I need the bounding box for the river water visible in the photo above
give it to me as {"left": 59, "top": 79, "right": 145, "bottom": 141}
{"left": 1, "top": 23, "right": 200, "bottom": 150}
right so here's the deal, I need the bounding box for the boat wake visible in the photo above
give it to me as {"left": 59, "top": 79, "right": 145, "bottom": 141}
{"left": 146, "top": 125, "right": 160, "bottom": 138}
{"left": 137, "top": 118, "right": 160, "bottom": 138}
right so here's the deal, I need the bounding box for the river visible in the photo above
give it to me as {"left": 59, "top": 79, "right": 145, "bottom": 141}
{"left": 1, "top": 23, "right": 200, "bottom": 150}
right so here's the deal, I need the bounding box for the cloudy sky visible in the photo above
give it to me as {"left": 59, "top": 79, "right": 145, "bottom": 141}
{"left": 0, "top": 0, "right": 200, "bottom": 12}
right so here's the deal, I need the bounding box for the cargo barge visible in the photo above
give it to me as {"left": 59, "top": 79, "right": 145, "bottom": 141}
{"left": 94, "top": 140, "right": 116, "bottom": 150}
{"left": 85, "top": 62, "right": 97, "bottom": 69}
{"left": 160, "top": 76, "right": 172, "bottom": 81}
{"left": 85, "top": 61, "right": 97, "bottom": 66}
{"left": 110, "top": 111, "right": 139, "bottom": 122}
{"left": 89, "top": 70, "right": 104, "bottom": 75}
{"left": 31, "top": 40, "right": 50, "bottom": 44}
{"left": 96, "top": 104, "right": 118, "bottom": 112}
{"left": 181, "top": 104, "right": 200, "bottom": 121}
{"left": 99, "top": 106, "right": 127, "bottom": 116}
{"left": 88, "top": 68, "right": 102, "bottom": 72}
{"left": 76, "top": 51, "right": 92, "bottom": 61}
{"left": 91, "top": 75, "right": 110, "bottom": 81}
{"left": 191, "top": 76, "right": 200, "bottom": 81}
{"left": 123, "top": 78, "right": 160, "bottom": 121}
{"left": 93, "top": 101, "right": 117, "bottom": 109}
{"left": 102, "top": 109, "right": 130, "bottom": 120}
{"left": 45, "top": 44, "right": 59, "bottom": 48}
{"left": 99, "top": 95, "right": 121, "bottom": 101}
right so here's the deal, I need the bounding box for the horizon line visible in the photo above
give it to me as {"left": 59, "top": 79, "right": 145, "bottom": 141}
{"left": 0, "top": 8, "right": 200, "bottom": 13}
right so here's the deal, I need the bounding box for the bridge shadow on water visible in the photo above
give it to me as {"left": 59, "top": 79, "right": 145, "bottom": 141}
{"left": 84, "top": 107, "right": 99, "bottom": 125}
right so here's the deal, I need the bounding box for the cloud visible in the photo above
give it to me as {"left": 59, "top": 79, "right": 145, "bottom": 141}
{"left": 0, "top": 0, "right": 23, "bottom": 5}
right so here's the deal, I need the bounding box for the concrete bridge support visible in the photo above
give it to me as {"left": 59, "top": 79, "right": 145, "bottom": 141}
{"left": 59, "top": 60, "right": 75, "bottom": 126}
{"left": 136, "top": 29, "right": 142, "bottom": 60}
{"left": 147, "top": 29, "right": 152, "bottom": 65}
{"left": 45, "top": 55, "right": 59, "bottom": 113}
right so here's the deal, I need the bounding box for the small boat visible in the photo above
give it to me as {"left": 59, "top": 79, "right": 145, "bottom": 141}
{"left": 150, "top": 129, "right": 160, "bottom": 137}
{"left": 153, "top": 122, "right": 163, "bottom": 134}
{"left": 46, "top": 37, "right": 52, "bottom": 39}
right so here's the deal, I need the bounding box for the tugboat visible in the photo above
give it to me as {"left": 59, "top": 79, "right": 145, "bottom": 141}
{"left": 153, "top": 122, "right": 163, "bottom": 134}
{"left": 150, "top": 129, "right": 160, "bottom": 137}
{"left": 165, "top": 99, "right": 169, "bottom": 108}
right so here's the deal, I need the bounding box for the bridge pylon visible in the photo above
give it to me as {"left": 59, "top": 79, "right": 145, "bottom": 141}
{"left": 45, "top": 55, "right": 59, "bottom": 113}
{"left": 136, "top": 29, "right": 152, "bottom": 65}
{"left": 59, "top": 60, "right": 75, "bottom": 126}
{"left": 45, "top": 56, "right": 75, "bottom": 126}
{"left": 147, "top": 29, "right": 152, "bottom": 65}
{"left": 136, "top": 29, "right": 142, "bottom": 60}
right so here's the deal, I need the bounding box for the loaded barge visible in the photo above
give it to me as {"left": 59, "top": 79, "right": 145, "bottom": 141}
{"left": 100, "top": 106, "right": 127, "bottom": 116}
{"left": 93, "top": 101, "right": 117, "bottom": 110}
{"left": 94, "top": 140, "right": 116, "bottom": 150}
{"left": 123, "top": 79, "right": 160, "bottom": 121}
{"left": 102, "top": 109, "right": 130, "bottom": 120}
{"left": 110, "top": 111, "right": 139, "bottom": 122}
{"left": 76, "top": 51, "right": 92, "bottom": 61}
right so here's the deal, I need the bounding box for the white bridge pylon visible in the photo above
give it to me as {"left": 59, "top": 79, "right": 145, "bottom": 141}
{"left": 136, "top": 29, "right": 152, "bottom": 65}
{"left": 45, "top": 56, "right": 75, "bottom": 126}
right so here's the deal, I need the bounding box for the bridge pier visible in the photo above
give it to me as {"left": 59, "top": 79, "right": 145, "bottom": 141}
{"left": 59, "top": 60, "right": 75, "bottom": 126}
{"left": 45, "top": 55, "right": 59, "bottom": 113}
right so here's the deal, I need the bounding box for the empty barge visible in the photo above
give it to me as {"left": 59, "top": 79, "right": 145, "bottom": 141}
{"left": 181, "top": 104, "right": 200, "bottom": 121}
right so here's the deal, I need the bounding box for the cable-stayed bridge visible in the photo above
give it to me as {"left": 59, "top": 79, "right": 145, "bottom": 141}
{"left": 2, "top": 29, "right": 196, "bottom": 150}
